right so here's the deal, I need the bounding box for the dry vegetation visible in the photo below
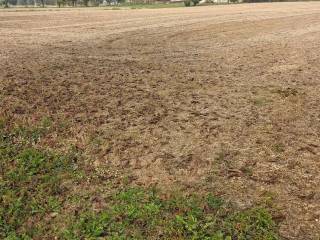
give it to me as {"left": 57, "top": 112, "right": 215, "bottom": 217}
{"left": 1, "top": 2, "right": 320, "bottom": 239}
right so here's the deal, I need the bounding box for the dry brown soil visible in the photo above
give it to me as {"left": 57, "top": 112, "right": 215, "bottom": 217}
{"left": 1, "top": 3, "right": 320, "bottom": 239}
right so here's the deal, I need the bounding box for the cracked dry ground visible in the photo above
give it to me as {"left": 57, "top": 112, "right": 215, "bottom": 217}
{"left": 1, "top": 2, "right": 320, "bottom": 239}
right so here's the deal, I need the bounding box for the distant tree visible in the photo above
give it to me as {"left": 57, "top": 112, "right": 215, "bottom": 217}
{"left": 17, "top": 0, "right": 27, "bottom": 6}
{"left": 39, "top": 0, "right": 44, "bottom": 6}
{"left": 8, "top": 0, "right": 17, "bottom": 5}
{"left": 184, "top": 0, "right": 190, "bottom": 6}
{"left": 57, "top": 0, "right": 65, "bottom": 7}
{"left": 191, "top": 0, "right": 199, "bottom": 5}
{"left": 3, "top": 0, "right": 9, "bottom": 7}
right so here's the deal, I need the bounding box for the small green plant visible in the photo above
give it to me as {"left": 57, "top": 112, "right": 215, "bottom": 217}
{"left": 240, "top": 166, "right": 254, "bottom": 177}
{"left": 207, "top": 193, "right": 224, "bottom": 209}
{"left": 253, "top": 97, "right": 269, "bottom": 107}
{"left": 273, "top": 142, "right": 285, "bottom": 153}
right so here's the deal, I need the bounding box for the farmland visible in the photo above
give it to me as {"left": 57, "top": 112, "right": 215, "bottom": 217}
{"left": 1, "top": 2, "right": 320, "bottom": 239}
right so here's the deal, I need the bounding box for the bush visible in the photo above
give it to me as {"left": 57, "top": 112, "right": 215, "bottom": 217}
{"left": 0, "top": 0, "right": 9, "bottom": 7}
{"left": 191, "top": 0, "right": 200, "bottom": 5}
{"left": 184, "top": 0, "right": 191, "bottom": 6}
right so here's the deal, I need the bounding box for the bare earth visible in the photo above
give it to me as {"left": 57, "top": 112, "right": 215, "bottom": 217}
{"left": 1, "top": 3, "right": 320, "bottom": 239}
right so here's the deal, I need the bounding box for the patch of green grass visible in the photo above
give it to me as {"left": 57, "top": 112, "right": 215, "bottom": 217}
{"left": 225, "top": 207, "right": 278, "bottom": 240}
{"left": 63, "top": 188, "right": 279, "bottom": 240}
{"left": 273, "top": 142, "right": 285, "bottom": 153}
{"left": 252, "top": 97, "right": 270, "bottom": 107}
{"left": 0, "top": 123, "right": 78, "bottom": 239}
{"left": 0, "top": 122, "right": 280, "bottom": 239}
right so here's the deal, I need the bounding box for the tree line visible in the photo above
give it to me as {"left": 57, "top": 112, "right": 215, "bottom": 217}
{"left": 1, "top": 0, "right": 316, "bottom": 8}
{"left": 0, "top": 0, "right": 126, "bottom": 7}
